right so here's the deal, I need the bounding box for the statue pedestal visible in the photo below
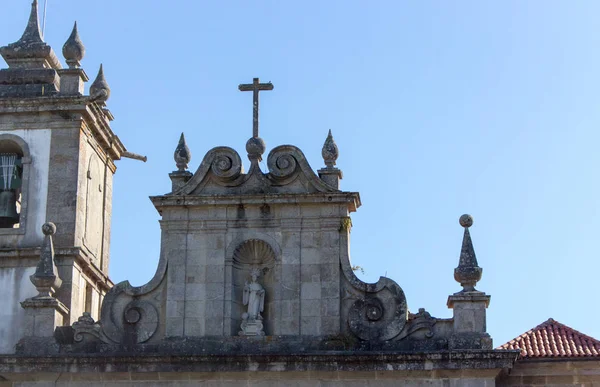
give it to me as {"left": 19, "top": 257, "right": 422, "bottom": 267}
{"left": 239, "top": 317, "right": 265, "bottom": 336}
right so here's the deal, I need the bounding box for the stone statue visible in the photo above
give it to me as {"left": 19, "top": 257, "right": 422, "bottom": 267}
{"left": 243, "top": 268, "right": 265, "bottom": 320}
{"left": 240, "top": 268, "right": 266, "bottom": 336}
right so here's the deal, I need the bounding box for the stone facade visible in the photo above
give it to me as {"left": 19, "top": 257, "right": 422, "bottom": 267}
{"left": 7, "top": 2, "right": 600, "bottom": 386}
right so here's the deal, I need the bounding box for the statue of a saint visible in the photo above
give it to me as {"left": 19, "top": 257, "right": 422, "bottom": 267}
{"left": 242, "top": 268, "right": 265, "bottom": 321}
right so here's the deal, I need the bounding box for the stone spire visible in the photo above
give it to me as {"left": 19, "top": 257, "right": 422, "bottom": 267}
{"left": 322, "top": 129, "right": 339, "bottom": 167}
{"left": 318, "top": 129, "right": 343, "bottom": 189}
{"left": 447, "top": 214, "right": 491, "bottom": 349}
{"left": 17, "top": 0, "right": 44, "bottom": 44}
{"left": 0, "top": 0, "right": 61, "bottom": 69}
{"left": 89, "top": 64, "right": 110, "bottom": 102}
{"left": 174, "top": 132, "right": 191, "bottom": 171}
{"left": 453, "top": 214, "right": 482, "bottom": 292}
{"left": 29, "top": 222, "right": 62, "bottom": 298}
{"left": 62, "top": 22, "right": 85, "bottom": 68}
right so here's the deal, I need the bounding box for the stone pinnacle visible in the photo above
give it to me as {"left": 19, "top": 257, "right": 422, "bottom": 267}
{"left": 454, "top": 214, "right": 482, "bottom": 292}
{"left": 63, "top": 21, "right": 85, "bottom": 68}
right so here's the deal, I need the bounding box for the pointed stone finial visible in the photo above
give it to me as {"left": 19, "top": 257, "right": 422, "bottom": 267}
{"left": 322, "top": 129, "right": 339, "bottom": 168}
{"left": 0, "top": 0, "right": 61, "bottom": 70}
{"left": 19, "top": 0, "right": 44, "bottom": 45}
{"left": 454, "top": 214, "right": 482, "bottom": 292}
{"left": 174, "top": 133, "right": 191, "bottom": 171}
{"left": 318, "top": 129, "right": 343, "bottom": 189}
{"left": 29, "top": 222, "right": 62, "bottom": 298}
{"left": 89, "top": 64, "right": 110, "bottom": 102}
{"left": 62, "top": 22, "right": 85, "bottom": 68}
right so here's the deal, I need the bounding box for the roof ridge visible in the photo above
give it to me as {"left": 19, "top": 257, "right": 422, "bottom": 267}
{"left": 545, "top": 318, "right": 600, "bottom": 345}
{"left": 497, "top": 318, "right": 600, "bottom": 358}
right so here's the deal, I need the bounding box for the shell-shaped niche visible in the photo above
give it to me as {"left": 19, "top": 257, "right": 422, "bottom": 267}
{"left": 232, "top": 239, "right": 276, "bottom": 269}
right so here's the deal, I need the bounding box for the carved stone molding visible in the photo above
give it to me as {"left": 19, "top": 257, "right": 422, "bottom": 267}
{"left": 171, "top": 145, "right": 337, "bottom": 196}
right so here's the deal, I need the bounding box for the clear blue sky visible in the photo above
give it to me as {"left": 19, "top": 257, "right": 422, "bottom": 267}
{"left": 2, "top": 0, "right": 600, "bottom": 347}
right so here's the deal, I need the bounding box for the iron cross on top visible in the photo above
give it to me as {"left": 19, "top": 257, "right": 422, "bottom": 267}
{"left": 238, "top": 78, "right": 274, "bottom": 138}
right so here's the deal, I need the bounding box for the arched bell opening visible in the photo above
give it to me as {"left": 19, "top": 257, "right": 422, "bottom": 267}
{"left": 0, "top": 137, "right": 29, "bottom": 229}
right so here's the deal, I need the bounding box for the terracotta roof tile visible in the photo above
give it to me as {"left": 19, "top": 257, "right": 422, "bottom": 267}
{"left": 498, "top": 318, "right": 600, "bottom": 358}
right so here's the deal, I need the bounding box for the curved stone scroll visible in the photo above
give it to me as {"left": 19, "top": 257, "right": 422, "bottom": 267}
{"left": 175, "top": 146, "right": 244, "bottom": 195}
{"left": 82, "top": 255, "right": 168, "bottom": 345}
{"left": 266, "top": 145, "right": 338, "bottom": 192}
{"left": 340, "top": 231, "right": 408, "bottom": 341}
{"left": 346, "top": 277, "right": 408, "bottom": 341}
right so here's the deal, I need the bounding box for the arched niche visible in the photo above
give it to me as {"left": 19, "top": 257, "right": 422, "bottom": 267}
{"left": 229, "top": 238, "right": 277, "bottom": 336}
{"left": 0, "top": 134, "right": 31, "bottom": 234}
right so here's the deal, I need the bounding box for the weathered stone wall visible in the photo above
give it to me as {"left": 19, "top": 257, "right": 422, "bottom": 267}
{"left": 497, "top": 359, "right": 600, "bottom": 386}
{"left": 46, "top": 125, "right": 83, "bottom": 249}
{"left": 0, "top": 372, "right": 500, "bottom": 387}
{"left": 160, "top": 200, "right": 348, "bottom": 338}
{"left": 62, "top": 260, "right": 103, "bottom": 324}
{"left": 0, "top": 351, "right": 517, "bottom": 385}
{"left": 0, "top": 266, "right": 36, "bottom": 353}
{"left": 77, "top": 130, "right": 114, "bottom": 272}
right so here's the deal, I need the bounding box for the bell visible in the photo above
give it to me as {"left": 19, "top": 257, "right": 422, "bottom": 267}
{"left": 0, "top": 190, "right": 19, "bottom": 228}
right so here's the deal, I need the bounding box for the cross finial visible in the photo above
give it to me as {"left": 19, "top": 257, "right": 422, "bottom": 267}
{"left": 238, "top": 78, "right": 274, "bottom": 139}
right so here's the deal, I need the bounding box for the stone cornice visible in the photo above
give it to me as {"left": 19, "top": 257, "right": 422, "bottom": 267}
{"left": 0, "top": 96, "right": 126, "bottom": 162}
{"left": 0, "top": 350, "right": 519, "bottom": 375}
{"left": 151, "top": 192, "right": 361, "bottom": 213}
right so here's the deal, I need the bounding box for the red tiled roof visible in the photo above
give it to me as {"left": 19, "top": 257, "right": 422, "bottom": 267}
{"left": 498, "top": 318, "right": 600, "bottom": 358}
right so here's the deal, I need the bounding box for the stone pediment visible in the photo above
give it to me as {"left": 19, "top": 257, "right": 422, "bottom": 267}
{"left": 172, "top": 145, "right": 337, "bottom": 196}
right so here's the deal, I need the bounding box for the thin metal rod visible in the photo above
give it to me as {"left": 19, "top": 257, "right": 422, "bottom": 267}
{"left": 42, "top": 0, "right": 48, "bottom": 38}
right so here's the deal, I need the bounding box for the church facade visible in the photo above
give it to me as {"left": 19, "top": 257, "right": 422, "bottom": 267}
{"left": 0, "top": 2, "right": 597, "bottom": 386}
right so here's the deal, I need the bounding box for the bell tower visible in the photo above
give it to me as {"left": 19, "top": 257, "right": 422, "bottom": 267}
{"left": 0, "top": 1, "right": 137, "bottom": 353}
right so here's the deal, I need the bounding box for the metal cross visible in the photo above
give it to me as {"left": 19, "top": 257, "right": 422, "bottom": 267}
{"left": 238, "top": 78, "right": 274, "bottom": 138}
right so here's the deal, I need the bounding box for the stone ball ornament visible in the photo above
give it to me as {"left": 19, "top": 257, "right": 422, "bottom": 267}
{"left": 246, "top": 136, "right": 266, "bottom": 158}
{"left": 459, "top": 214, "right": 473, "bottom": 228}
{"left": 42, "top": 222, "right": 56, "bottom": 236}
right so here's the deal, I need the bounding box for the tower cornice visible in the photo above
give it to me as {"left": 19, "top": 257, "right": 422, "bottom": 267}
{"left": 0, "top": 96, "right": 127, "bottom": 163}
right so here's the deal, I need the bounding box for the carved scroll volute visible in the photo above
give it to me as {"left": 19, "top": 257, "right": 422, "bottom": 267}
{"left": 267, "top": 145, "right": 300, "bottom": 184}
{"left": 348, "top": 278, "right": 408, "bottom": 341}
{"left": 99, "top": 283, "right": 160, "bottom": 344}
{"left": 210, "top": 147, "right": 243, "bottom": 183}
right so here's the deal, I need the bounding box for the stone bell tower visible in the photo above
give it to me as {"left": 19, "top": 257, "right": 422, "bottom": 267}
{"left": 0, "top": 1, "right": 139, "bottom": 353}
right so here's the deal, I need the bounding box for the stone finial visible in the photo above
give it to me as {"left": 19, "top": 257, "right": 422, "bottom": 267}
{"left": 174, "top": 132, "right": 191, "bottom": 171}
{"left": 89, "top": 64, "right": 110, "bottom": 102}
{"left": 246, "top": 136, "right": 266, "bottom": 163}
{"left": 322, "top": 129, "right": 339, "bottom": 168}
{"left": 30, "top": 222, "right": 62, "bottom": 298}
{"left": 318, "top": 129, "right": 342, "bottom": 189}
{"left": 18, "top": 0, "right": 44, "bottom": 45}
{"left": 0, "top": 0, "right": 61, "bottom": 69}
{"left": 62, "top": 22, "right": 85, "bottom": 68}
{"left": 453, "top": 214, "right": 482, "bottom": 292}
